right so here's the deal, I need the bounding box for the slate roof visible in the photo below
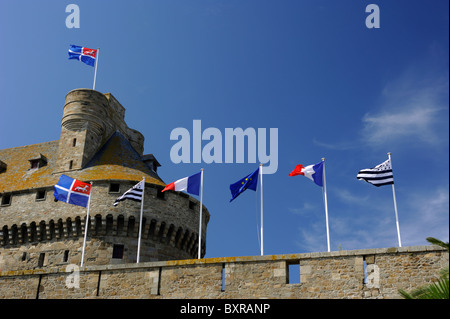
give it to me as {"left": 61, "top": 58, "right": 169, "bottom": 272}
{"left": 0, "top": 132, "right": 165, "bottom": 193}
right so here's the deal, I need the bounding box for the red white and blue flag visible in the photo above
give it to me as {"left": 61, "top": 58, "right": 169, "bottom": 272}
{"left": 54, "top": 174, "right": 92, "bottom": 208}
{"left": 161, "top": 172, "right": 201, "bottom": 196}
{"left": 68, "top": 45, "right": 97, "bottom": 67}
{"left": 289, "top": 161, "right": 324, "bottom": 187}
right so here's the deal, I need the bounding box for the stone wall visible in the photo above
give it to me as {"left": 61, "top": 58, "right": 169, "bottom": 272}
{"left": 0, "top": 245, "right": 447, "bottom": 299}
{"left": 55, "top": 89, "right": 145, "bottom": 173}
{"left": 0, "top": 181, "right": 209, "bottom": 270}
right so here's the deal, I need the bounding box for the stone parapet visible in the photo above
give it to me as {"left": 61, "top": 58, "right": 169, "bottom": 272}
{"left": 0, "top": 245, "right": 447, "bottom": 299}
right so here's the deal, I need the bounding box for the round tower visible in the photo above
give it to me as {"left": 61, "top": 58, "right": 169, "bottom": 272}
{"left": 0, "top": 89, "right": 209, "bottom": 271}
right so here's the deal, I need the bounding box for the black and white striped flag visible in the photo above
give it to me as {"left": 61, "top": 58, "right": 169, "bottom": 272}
{"left": 113, "top": 180, "right": 144, "bottom": 206}
{"left": 357, "top": 159, "right": 394, "bottom": 187}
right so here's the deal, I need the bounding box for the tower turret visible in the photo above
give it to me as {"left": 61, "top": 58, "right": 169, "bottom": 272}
{"left": 54, "top": 89, "right": 145, "bottom": 173}
{"left": 0, "top": 89, "right": 209, "bottom": 271}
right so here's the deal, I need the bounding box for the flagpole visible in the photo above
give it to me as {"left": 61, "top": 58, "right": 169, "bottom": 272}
{"left": 388, "top": 152, "right": 402, "bottom": 247}
{"left": 137, "top": 177, "right": 145, "bottom": 263}
{"left": 198, "top": 169, "right": 204, "bottom": 259}
{"left": 80, "top": 182, "right": 93, "bottom": 267}
{"left": 322, "top": 158, "right": 331, "bottom": 252}
{"left": 260, "top": 164, "right": 264, "bottom": 256}
{"left": 93, "top": 48, "right": 99, "bottom": 90}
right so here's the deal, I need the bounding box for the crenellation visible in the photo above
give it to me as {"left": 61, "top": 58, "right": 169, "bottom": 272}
{"left": 5, "top": 89, "right": 448, "bottom": 300}
{"left": 1, "top": 246, "right": 447, "bottom": 299}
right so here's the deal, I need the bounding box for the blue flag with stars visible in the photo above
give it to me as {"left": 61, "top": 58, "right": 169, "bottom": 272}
{"left": 229, "top": 167, "right": 259, "bottom": 202}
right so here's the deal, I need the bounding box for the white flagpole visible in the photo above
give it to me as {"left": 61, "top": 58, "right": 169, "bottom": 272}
{"left": 322, "top": 158, "right": 331, "bottom": 252}
{"left": 137, "top": 177, "right": 145, "bottom": 263}
{"left": 260, "top": 164, "right": 264, "bottom": 256}
{"left": 198, "top": 169, "right": 204, "bottom": 259}
{"left": 80, "top": 182, "right": 93, "bottom": 267}
{"left": 388, "top": 152, "right": 402, "bottom": 247}
{"left": 93, "top": 48, "right": 99, "bottom": 90}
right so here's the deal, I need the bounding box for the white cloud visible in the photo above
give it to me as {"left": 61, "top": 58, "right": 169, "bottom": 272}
{"left": 288, "top": 202, "right": 316, "bottom": 215}
{"left": 312, "top": 138, "right": 357, "bottom": 151}
{"left": 333, "top": 188, "right": 368, "bottom": 205}
{"left": 401, "top": 187, "right": 450, "bottom": 245}
{"left": 361, "top": 68, "right": 448, "bottom": 147}
{"left": 361, "top": 105, "right": 444, "bottom": 146}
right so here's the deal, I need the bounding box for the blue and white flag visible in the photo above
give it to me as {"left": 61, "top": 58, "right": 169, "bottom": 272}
{"left": 54, "top": 174, "right": 92, "bottom": 208}
{"left": 68, "top": 44, "right": 97, "bottom": 67}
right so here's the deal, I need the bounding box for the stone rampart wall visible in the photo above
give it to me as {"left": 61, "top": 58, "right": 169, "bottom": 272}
{"left": 0, "top": 245, "right": 447, "bottom": 299}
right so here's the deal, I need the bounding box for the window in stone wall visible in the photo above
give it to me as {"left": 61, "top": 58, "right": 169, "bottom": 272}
{"left": 287, "top": 261, "right": 301, "bottom": 284}
{"left": 1, "top": 193, "right": 12, "bottom": 206}
{"left": 156, "top": 189, "right": 165, "bottom": 200}
{"left": 63, "top": 250, "right": 70, "bottom": 263}
{"left": 221, "top": 263, "right": 226, "bottom": 292}
{"left": 112, "top": 244, "right": 124, "bottom": 259}
{"left": 36, "top": 189, "right": 46, "bottom": 201}
{"left": 38, "top": 253, "right": 45, "bottom": 267}
{"left": 363, "top": 259, "right": 368, "bottom": 284}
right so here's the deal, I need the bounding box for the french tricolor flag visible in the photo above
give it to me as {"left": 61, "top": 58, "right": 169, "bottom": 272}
{"left": 161, "top": 172, "right": 202, "bottom": 196}
{"left": 289, "top": 161, "right": 324, "bottom": 187}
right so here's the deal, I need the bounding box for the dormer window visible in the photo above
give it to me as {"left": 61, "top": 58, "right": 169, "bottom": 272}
{"left": 28, "top": 154, "right": 47, "bottom": 170}
{"left": 0, "top": 160, "right": 6, "bottom": 173}
{"left": 30, "top": 160, "right": 39, "bottom": 169}
{"left": 142, "top": 154, "right": 161, "bottom": 173}
{"left": 1, "top": 193, "right": 12, "bottom": 206}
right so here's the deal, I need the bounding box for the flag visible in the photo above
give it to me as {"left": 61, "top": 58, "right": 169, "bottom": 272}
{"left": 54, "top": 174, "right": 91, "bottom": 208}
{"left": 357, "top": 158, "right": 394, "bottom": 187}
{"left": 113, "top": 180, "right": 144, "bottom": 206}
{"left": 68, "top": 44, "right": 97, "bottom": 67}
{"left": 229, "top": 167, "right": 259, "bottom": 202}
{"left": 289, "top": 161, "right": 324, "bottom": 187}
{"left": 161, "top": 172, "right": 201, "bottom": 196}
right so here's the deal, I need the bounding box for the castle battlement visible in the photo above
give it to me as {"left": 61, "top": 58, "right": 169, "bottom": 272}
{"left": 0, "top": 245, "right": 447, "bottom": 299}
{"left": 0, "top": 89, "right": 210, "bottom": 273}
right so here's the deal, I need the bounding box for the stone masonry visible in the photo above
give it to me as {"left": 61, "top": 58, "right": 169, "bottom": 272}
{"left": 0, "top": 245, "right": 447, "bottom": 299}
{"left": 0, "top": 89, "right": 210, "bottom": 272}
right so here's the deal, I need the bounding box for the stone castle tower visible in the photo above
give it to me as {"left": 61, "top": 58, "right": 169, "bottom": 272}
{"left": 0, "top": 89, "right": 209, "bottom": 271}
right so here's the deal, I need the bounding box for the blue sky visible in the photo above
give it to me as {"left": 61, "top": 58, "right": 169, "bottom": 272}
{"left": 0, "top": 0, "right": 448, "bottom": 258}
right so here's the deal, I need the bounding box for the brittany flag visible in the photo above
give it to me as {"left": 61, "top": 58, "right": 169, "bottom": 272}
{"left": 113, "top": 180, "right": 144, "bottom": 206}
{"left": 357, "top": 158, "right": 394, "bottom": 187}
{"left": 54, "top": 174, "right": 92, "bottom": 208}
{"left": 68, "top": 44, "right": 97, "bottom": 67}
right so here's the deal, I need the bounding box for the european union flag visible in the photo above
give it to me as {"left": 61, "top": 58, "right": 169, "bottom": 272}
{"left": 229, "top": 167, "right": 259, "bottom": 202}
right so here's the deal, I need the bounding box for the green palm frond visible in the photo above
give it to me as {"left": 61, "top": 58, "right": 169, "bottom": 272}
{"left": 426, "top": 237, "right": 449, "bottom": 250}
{"left": 399, "top": 277, "right": 449, "bottom": 299}
{"left": 399, "top": 237, "right": 449, "bottom": 299}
